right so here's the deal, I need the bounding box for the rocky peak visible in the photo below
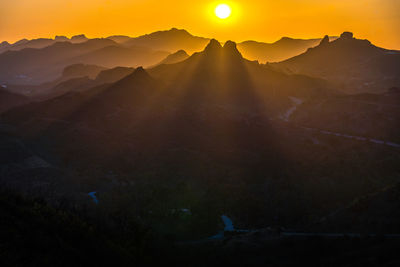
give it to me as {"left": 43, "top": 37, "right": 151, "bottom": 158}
{"left": 319, "top": 35, "right": 330, "bottom": 46}
{"left": 204, "top": 39, "right": 222, "bottom": 53}
{"left": 223, "top": 40, "right": 243, "bottom": 57}
{"left": 71, "top": 34, "right": 88, "bottom": 43}
{"left": 340, "top": 32, "right": 354, "bottom": 40}
{"left": 55, "top": 36, "right": 69, "bottom": 42}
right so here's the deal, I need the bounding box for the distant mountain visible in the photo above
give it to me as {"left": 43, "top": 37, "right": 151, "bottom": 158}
{"left": 0, "top": 39, "right": 168, "bottom": 85}
{"left": 95, "top": 66, "right": 135, "bottom": 84}
{"left": 55, "top": 36, "right": 69, "bottom": 42}
{"left": 0, "top": 41, "right": 11, "bottom": 52}
{"left": 155, "top": 50, "right": 189, "bottom": 66}
{"left": 0, "top": 35, "right": 89, "bottom": 54}
{"left": 106, "top": 35, "right": 132, "bottom": 44}
{"left": 273, "top": 32, "right": 400, "bottom": 93}
{"left": 0, "top": 38, "right": 55, "bottom": 54}
{"left": 62, "top": 64, "right": 107, "bottom": 79}
{"left": 109, "top": 28, "right": 333, "bottom": 62}
{"left": 121, "top": 28, "right": 210, "bottom": 54}
{"left": 73, "top": 45, "right": 169, "bottom": 68}
{"left": 70, "top": 34, "right": 89, "bottom": 43}
{"left": 237, "top": 36, "right": 337, "bottom": 63}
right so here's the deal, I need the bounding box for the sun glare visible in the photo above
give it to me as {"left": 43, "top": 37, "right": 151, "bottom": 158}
{"left": 215, "top": 4, "right": 231, "bottom": 19}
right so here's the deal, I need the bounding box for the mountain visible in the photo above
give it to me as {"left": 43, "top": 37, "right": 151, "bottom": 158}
{"left": 62, "top": 64, "right": 107, "bottom": 79}
{"left": 0, "top": 41, "right": 11, "bottom": 52}
{"left": 94, "top": 66, "right": 135, "bottom": 84}
{"left": 3, "top": 39, "right": 333, "bottom": 153}
{"left": 3, "top": 64, "right": 137, "bottom": 100}
{"left": 0, "top": 88, "right": 30, "bottom": 113}
{"left": 0, "top": 38, "right": 54, "bottom": 54}
{"left": 73, "top": 45, "right": 169, "bottom": 68}
{"left": 155, "top": 50, "right": 189, "bottom": 65}
{"left": 70, "top": 34, "right": 89, "bottom": 43}
{"left": 2, "top": 39, "right": 400, "bottom": 248}
{"left": 122, "top": 28, "right": 210, "bottom": 54}
{"left": 149, "top": 39, "right": 333, "bottom": 110}
{"left": 237, "top": 36, "right": 337, "bottom": 63}
{"left": 106, "top": 35, "right": 132, "bottom": 44}
{"left": 273, "top": 32, "right": 400, "bottom": 93}
{"left": 109, "top": 28, "right": 332, "bottom": 62}
{"left": 0, "top": 35, "right": 89, "bottom": 54}
{"left": 291, "top": 87, "right": 400, "bottom": 143}
{"left": 0, "top": 39, "right": 116, "bottom": 84}
{"left": 0, "top": 39, "right": 167, "bottom": 85}
{"left": 55, "top": 35, "right": 69, "bottom": 42}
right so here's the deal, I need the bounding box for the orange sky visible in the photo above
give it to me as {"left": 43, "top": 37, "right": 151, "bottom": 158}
{"left": 1, "top": 0, "right": 399, "bottom": 49}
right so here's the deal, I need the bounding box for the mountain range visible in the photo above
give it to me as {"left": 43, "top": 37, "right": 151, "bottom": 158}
{"left": 1, "top": 29, "right": 400, "bottom": 264}
{"left": 274, "top": 32, "right": 400, "bottom": 93}
{"left": 0, "top": 28, "right": 340, "bottom": 85}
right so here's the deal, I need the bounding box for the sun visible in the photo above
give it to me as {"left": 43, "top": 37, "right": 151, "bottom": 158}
{"left": 215, "top": 4, "right": 231, "bottom": 19}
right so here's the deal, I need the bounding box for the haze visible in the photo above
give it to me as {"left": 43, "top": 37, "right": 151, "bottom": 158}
{"left": 1, "top": 0, "right": 399, "bottom": 49}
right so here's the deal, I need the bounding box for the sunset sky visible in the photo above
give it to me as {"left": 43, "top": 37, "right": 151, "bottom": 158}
{"left": 1, "top": 0, "right": 399, "bottom": 49}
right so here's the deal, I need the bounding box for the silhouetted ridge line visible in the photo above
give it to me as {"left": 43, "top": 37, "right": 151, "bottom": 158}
{"left": 119, "top": 66, "right": 152, "bottom": 83}
{"left": 204, "top": 39, "right": 222, "bottom": 53}
{"left": 319, "top": 35, "right": 330, "bottom": 46}
{"left": 223, "top": 40, "right": 243, "bottom": 58}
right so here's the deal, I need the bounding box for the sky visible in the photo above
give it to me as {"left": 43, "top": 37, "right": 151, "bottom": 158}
{"left": 1, "top": 0, "right": 400, "bottom": 49}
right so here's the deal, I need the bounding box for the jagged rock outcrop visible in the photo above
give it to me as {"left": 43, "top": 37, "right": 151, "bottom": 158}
{"left": 319, "top": 35, "right": 330, "bottom": 46}
{"left": 340, "top": 32, "right": 354, "bottom": 40}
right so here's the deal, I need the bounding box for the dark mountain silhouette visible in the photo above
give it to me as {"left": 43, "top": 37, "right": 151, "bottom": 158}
{"left": 55, "top": 35, "right": 69, "bottom": 42}
{"left": 155, "top": 50, "right": 189, "bottom": 66}
{"left": 70, "top": 34, "right": 89, "bottom": 43}
{"left": 106, "top": 28, "right": 338, "bottom": 62}
{"left": 0, "top": 41, "right": 11, "bottom": 52}
{"left": 121, "top": 28, "right": 210, "bottom": 53}
{"left": 273, "top": 32, "right": 400, "bottom": 93}
{"left": 149, "top": 39, "right": 333, "bottom": 110}
{"left": 237, "top": 36, "right": 338, "bottom": 63}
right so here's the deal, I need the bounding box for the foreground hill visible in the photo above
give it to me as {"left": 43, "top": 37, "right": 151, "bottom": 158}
{"left": 274, "top": 32, "right": 400, "bottom": 93}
